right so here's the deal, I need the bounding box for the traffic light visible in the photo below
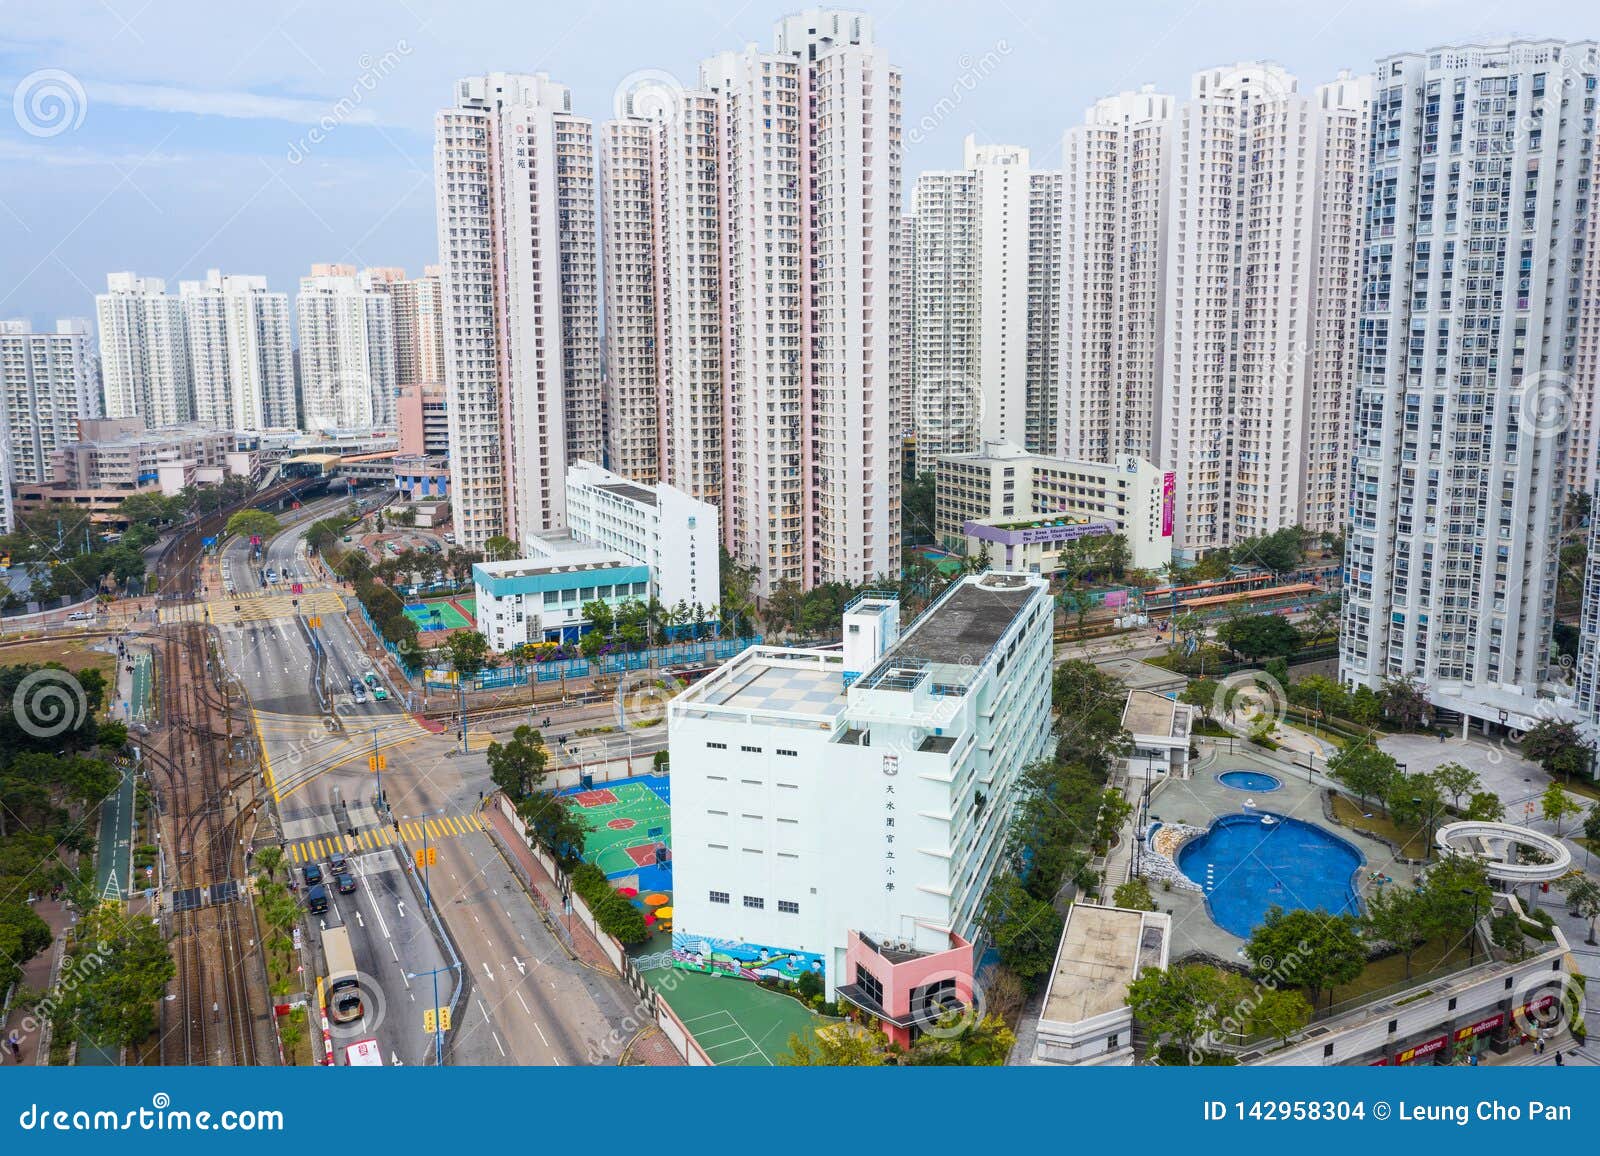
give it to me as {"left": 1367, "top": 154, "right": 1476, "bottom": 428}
{"left": 367, "top": 754, "right": 386, "bottom": 772}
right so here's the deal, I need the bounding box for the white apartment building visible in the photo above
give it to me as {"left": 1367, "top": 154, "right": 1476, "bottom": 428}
{"left": 934, "top": 441, "right": 1174, "bottom": 572}
{"left": 435, "top": 73, "right": 602, "bottom": 550}
{"left": 599, "top": 114, "right": 662, "bottom": 484}
{"left": 667, "top": 573, "right": 1053, "bottom": 996}
{"left": 1342, "top": 40, "right": 1598, "bottom": 732}
{"left": 179, "top": 270, "right": 295, "bottom": 432}
{"left": 565, "top": 460, "right": 718, "bottom": 612}
{"left": 295, "top": 264, "right": 397, "bottom": 433}
{"left": 1573, "top": 197, "right": 1600, "bottom": 496}
{"left": 1161, "top": 64, "right": 1371, "bottom": 552}
{"left": 96, "top": 272, "right": 192, "bottom": 428}
{"left": 1059, "top": 87, "right": 1174, "bottom": 465}
{"left": 911, "top": 139, "right": 1062, "bottom": 458}
{"left": 0, "top": 318, "right": 99, "bottom": 532}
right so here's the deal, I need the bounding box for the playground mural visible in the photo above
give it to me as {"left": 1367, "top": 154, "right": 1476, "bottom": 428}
{"left": 670, "top": 932, "right": 823, "bottom": 985}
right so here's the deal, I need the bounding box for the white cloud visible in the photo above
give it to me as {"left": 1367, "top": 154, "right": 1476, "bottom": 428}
{"left": 88, "top": 81, "right": 382, "bottom": 126}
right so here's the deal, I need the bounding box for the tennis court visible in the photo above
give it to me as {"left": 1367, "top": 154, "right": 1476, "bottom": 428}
{"left": 641, "top": 966, "right": 838, "bottom": 1066}
{"left": 561, "top": 776, "right": 673, "bottom": 894}
{"left": 403, "top": 597, "right": 475, "bottom": 631}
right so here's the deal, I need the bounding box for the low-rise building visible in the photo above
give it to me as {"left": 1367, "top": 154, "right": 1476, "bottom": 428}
{"left": 1033, "top": 904, "right": 1171, "bottom": 1066}
{"left": 394, "top": 454, "right": 450, "bottom": 502}
{"left": 396, "top": 383, "right": 449, "bottom": 457}
{"left": 472, "top": 549, "right": 651, "bottom": 652}
{"left": 934, "top": 442, "right": 1174, "bottom": 572}
{"left": 565, "top": 461, "right": 718, "bottom": 612}
{"left": 666, "top": 574, "right": 1054, "bottom": 1010}
{"left": 16, "top": 417, "right": 241, "bottom": 518}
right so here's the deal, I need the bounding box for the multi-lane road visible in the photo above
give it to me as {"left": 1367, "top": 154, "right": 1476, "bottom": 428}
{"left": 208, "top": 503, "right": 641, "bottom": 1065}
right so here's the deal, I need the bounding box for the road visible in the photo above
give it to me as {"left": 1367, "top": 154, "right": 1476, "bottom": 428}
{"left": 213, "top": 506, "right": 639, "bottom": 1064}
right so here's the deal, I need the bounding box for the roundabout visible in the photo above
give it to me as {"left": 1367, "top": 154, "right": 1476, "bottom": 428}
{"left": 1434, "top": 821, "right": 1572, "bottom": 885}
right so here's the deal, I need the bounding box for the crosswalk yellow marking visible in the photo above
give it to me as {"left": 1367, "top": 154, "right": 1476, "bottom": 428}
{"left": 282, "top": 811, "right": 483, "bottom": 866}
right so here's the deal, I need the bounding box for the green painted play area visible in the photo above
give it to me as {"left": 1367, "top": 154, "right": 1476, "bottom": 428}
{"left": 403, "top": 597, "right": 476, "bottom": 630}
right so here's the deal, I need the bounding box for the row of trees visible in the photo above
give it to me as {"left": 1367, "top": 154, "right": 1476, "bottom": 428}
{"left": 781, "top": 1014, "right": 1016, "bottom": 1065}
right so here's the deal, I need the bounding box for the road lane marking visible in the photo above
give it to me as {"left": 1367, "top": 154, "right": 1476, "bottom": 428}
{"left": 515, "top": 991, "right": 531, "bottom": 1015}
{"left": 533, "top": 1021, "right": 548, "bottom": 1047}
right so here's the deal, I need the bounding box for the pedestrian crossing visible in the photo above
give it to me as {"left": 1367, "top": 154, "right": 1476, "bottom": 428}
{"left": 160, "top": 590, "right": 348, "bottom": 625}
{"left": 285, "top": 811, "right": 486, "bottom": 863}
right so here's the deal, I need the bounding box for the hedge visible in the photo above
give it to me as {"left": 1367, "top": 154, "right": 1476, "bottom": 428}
{"left": 570, "top": 861, "right": 649, "bottom": 944}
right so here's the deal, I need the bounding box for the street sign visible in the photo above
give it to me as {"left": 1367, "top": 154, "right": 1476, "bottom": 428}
{"left": 415, "top": 847, "right": 437, "bottom": 869}
{"left": 293, "top": 583, "right": 304, "bottom": 594}
{"left": 422, "top": 1007, "right": 451, "bottom": 1033}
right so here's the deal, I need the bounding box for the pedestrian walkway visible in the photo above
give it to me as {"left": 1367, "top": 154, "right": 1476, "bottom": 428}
{"left": 285, "top": 811, "right": 485, "bottom": 863}
{"left": 0, "top": 898, "right": 72, "bottom": 1066}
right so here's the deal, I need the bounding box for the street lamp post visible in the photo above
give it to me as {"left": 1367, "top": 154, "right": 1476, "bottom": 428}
{"left": 1462, "top": 887, "right": 1481, "bottom": 965}
{"left": 404, "top": 965, "right": 456, "bottom": 1067}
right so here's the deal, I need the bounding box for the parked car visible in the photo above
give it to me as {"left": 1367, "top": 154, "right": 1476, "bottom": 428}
{"left": 302, "top": 862, "right": 323, "bottom": 887}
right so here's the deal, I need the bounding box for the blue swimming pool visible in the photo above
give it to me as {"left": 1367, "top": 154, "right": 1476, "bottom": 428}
{"left": 1217, "top": 769, "right": 1282, "bottom": 792}
{"left": 1178, "top": 812, "right": 1363, "bottom": 939}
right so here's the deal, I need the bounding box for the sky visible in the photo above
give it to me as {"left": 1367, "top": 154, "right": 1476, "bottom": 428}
{"left": 0, "top": 0, "right": 1594, "bottom": 329}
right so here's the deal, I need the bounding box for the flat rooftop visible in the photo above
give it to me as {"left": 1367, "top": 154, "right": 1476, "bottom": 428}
{"left": 683, "top": 652, "right": 850, "bottom": 718}
{"left": 475, "top": 549, "right": 632, "bottom": 580}
{"left": 595, "top": 481, "right": 657, "bottom": 506}
{"left": 884, "top": 575, "right": 1034, "bottom": 668}
{"left": 1042, "top": 906, "right": 1155, "bottom": 1026}
{"left": 1095, "top": 657, "right": 1186, "bottom": 693}
{"left": 1122, "top": 689, "right": 1189, "bottom": 740}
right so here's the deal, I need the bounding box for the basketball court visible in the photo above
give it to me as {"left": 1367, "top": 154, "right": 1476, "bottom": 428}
{"left": 562, "top": 776, "right": 673, "bottom": 894}
{"left": 403, "top": 597, "right": 476, "bottom": 631}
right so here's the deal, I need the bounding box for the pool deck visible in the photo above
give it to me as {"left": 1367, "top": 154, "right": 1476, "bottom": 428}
{"left": 1143, "top": 742, "right": 1423, "bottom": 964}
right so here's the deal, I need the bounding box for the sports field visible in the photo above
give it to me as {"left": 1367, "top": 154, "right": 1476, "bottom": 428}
{"left": 640, "top": 966, "right": 838, "bottom": 1066}
{"left": 403, "top": 597, "right": 475, "bottom": 630}
{"left": 562, "top": 776, "right": 673, "bottom": 894}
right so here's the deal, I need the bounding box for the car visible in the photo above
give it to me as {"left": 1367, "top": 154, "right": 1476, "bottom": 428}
{"left": 265, "top": 568, "right": 278, "bottom": 584}
{"left": 443, "top": 532, "right": 456, "bottom": 544}
{"left": 306, "top": 883, "right": 328, "bottom": 914}
{"left": 302, "top": 862, "right": 323, "bottom": 887}
{"left": 329, "top": 853, "right": 349, "bottom": 874}
{"left": 336, "top": 872, "right": 357, "bottom": 894}
{"left": 66, "top": 611, "right": 95, "bottom": 623}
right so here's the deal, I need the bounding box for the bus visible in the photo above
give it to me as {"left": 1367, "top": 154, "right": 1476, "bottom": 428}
{"left": 344, "top": 1038, "right": 384, "bottom": 1066}
{"left": 321, "top": 926, "right": 364, "bottom": 1025}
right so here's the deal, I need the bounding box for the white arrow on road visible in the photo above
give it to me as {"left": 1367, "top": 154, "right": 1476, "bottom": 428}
{"left": 354, "top": 910, "right": 364, "bottom": 928}
{"left": 396, "top": 901, "right": 407, "bottom": 919}
{"left": 513, "top": 957, "right": 525, "bottom": 976}
{"left": 482, "top": 961, "right": 495, "bottom": 981}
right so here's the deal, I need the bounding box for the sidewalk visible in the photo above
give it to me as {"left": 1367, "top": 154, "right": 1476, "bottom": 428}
{"left": 479, "top": 802, "right": 617, "bottom": 976}
{"left": 1, "top": 897, "right": 73, "bottom": 1066}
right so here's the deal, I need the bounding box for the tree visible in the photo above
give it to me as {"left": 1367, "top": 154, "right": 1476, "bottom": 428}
{"left": 1125, "top": 964, "right": 1251, "bottom": 1061}
{"left": 256, "top": 845, "right": 284, "bottom": 880}
{"left": 1215, "top": 614, "right": 1302, "bottom": 661}
{"left": 1244, "top": 908, "right": 1364, "bottom": 1009}
{"left": 978, "top": 873, "right": 1064, "bottom": 989}
{"left": 224, "top": 508, "right": 282, "bottom": 541}
{"left": 1247, "top": 988, "right": 1313, "bottom": 1048}
{"left": 1229, "top": 526, "right": 1305, "bottom": 575}
{"left": 1431, "top": 762, "right": 1481, "bottom": 809}
{"left": 46, "top": 903, "right": 175, "bottom": 1048}
{"left": 483, "top": 535, "right": 518, "bottom": 562}
{"left": 1179, "top": 677, "right": 1221, "bottom": 724}
{"left": 1540, "top": 782, "right": 1582, "bottom": 837}
{"left": 1380, "top": 676, "right": 1430, "bottom": 730}
{"left": 1363, "top": 885, "right": 1430, "bottom": 979}
{"left": 905, "top": 1013, "right": 1016, "bottom": 1066}
{"left": 1348, "top": 684, "right": 1382, "bottom": 727}
{"left": 1465, "top": 792, "right": 1506, "bottom": 822}
{"left": 1559, "top": 875, "right": 1600, "bottom": 946}
{"left": 1327, "top": 742, "right": 1398, "bottom": 810}
{"left": 486, "top": 725, "right": 549, "bottom": 800}
{"left": 1051, "top": 660, "right": 1132, "bottom": 772}
{"left": 1113, "top": 878, "right": 1158, "bottom": 911}
{"left": 581, "top": 599, "right": 614, "bottom": 638}
{"left": 445, "top": 630, "right": 492, "bottom": 681}
{"left": 1418, "top": 856, "right": 1493, "bottom": 946}
{"left": 1386, "top": 772, "right": 1444, "bottom": 842}
{"left": 781, "top": 1025, "right": 891, "bottom": 1066}
{"left": 1521, "top": 719, "right": 1592, "bottom": 781}
{"left": 1092, "top": 788, "right": 1134, "bottom": 855}
{"left": 1584, "top": 803, "right": 1600, "bottom": 849}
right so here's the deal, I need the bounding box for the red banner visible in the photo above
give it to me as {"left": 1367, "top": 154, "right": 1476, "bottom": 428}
{"left": 1395, "top": 1034, "right": 1448, "bottom": 1064}
{"left": 1161, "top": 473, "right": 1176, "bottom": 538}
{"left": 1513, "top": 994, "right": 1556, "bottom": 1019}
{"left": 1455, "top": 1013, "right": 1502, "bottom": 1041}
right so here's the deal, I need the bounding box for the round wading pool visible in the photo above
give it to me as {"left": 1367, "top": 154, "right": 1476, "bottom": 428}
{"left": 1217, "top": 769, "right": 1282, "bottom": 793}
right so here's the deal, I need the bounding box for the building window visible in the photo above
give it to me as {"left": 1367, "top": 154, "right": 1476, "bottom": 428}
{"left": 709, "top": 890, "right": 729, "bottom": 904}
{"left": 856, "top": 963, "right": 883, "bottom": 1007}
{"left": 777, "top": 749, "right": 798, "bottom": 757}
{"left": 706, "top": 741, "right": 727, "bottom": 750}
{"left": 740, "top": 745, "right": 762, "bottom": 753}
{"left": 743, "top": 895, "right": 764, "bottom": 910}
{"left": 778, "top": 900, "right": 798, "bottom": 914}
{"left": 1106, "top": 1033, "right": 1119, "bottom": 1051}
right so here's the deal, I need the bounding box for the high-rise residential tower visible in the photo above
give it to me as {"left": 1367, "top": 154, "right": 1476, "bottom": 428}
{"left": 95, "top": 272, "right": 192, "bottom": 427}
{"left": 1342, "top": 40, "right": 1597, "bottom": 731}
{"left": 910, "top": 137, "right": 1061, "bottom": 458}
{"left": 598, "top": 11, "right": 901, "bottom": 595}
{"left": 0, "top": 318, "right": 100, "bottom": 529}
{"left": 435, "top": 73, "right": 601, "bottom": 550}
{"left": 365, "top": 266, "right": 447, "bottom": 389}
{"left": 295, "top": 264, "right": 397, "bottom": 432}
{"left": 179, "top": 270, "right": 296, "bottom": 432}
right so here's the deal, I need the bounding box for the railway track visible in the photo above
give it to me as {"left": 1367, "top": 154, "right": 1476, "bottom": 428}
{"left": 152, "top": 621, "right": 270, "bottom": 1065}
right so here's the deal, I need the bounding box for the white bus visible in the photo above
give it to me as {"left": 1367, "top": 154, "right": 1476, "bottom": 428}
{"left": 321, "top": 925, "right": 364, "bottom": 1024}
{"left": 344, "top": 1038, "right": 384, "bottom": 1066}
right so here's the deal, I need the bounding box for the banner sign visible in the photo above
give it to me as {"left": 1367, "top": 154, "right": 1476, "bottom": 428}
{"left": 1161, "top": 472, "right": 1176, "bottom": 538}
{"left": 1395, "top": 1034, "right": 1448, "bottom": 1064}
